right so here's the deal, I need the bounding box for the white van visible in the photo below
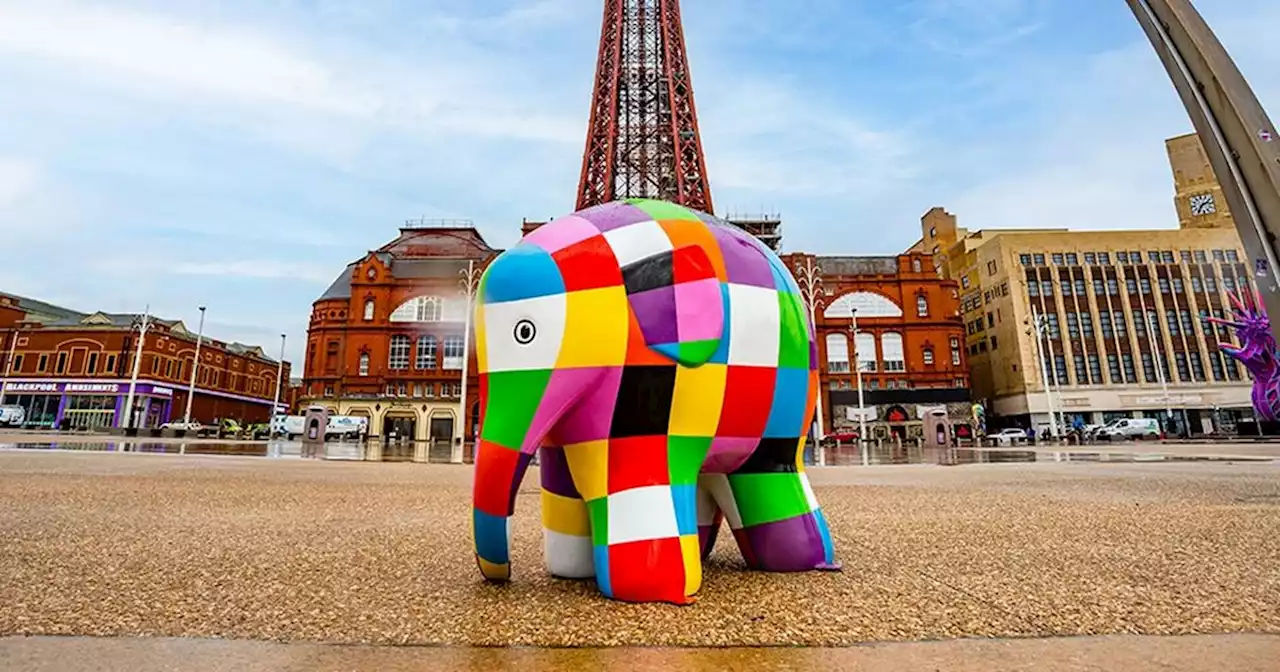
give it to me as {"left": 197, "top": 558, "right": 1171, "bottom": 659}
{"left": 0, "top": 405, "right": 25, "bottom": 427}
{"left": 1096, "top": 417, "right": 1162, "bottom": 441}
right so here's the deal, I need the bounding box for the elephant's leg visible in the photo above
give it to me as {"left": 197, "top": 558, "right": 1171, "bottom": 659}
{"left": 695, "top": 483, "right": 724, "bottom": 560}
{"left": 702, "top": 462, "right": 839, "bottom": 572}
{"left": 564, "top": 436, "right": 703, "bottom": 604}
{"left": 539, "top": 446, "right": 594, "bottom": 579}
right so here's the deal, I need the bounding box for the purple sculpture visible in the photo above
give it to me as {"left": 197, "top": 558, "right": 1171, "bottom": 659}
{"left": 1210, "top": 290, "right": 1280, "bottom": 422}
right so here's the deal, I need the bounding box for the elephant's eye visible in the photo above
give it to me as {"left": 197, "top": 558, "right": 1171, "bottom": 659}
{"left": 513, "top": 319, "right": 536, "bottom": 345}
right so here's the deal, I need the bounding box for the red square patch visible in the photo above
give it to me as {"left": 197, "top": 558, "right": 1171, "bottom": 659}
{"left": 473, "top": 440, "right": 523, "bottom": 517}
{"left": 607, "top": 435, "right": 670, "bottom": 494}
{"left": 672, "top": 245, "right": 715, "bottom": 285}
{"left": 553, "top": 235, "right": 624, "bottom": 292}
{"left": 715, "top": 365, "right": 776, "bottom": 437}
{"left": 608, "top": 537, "right": 686, "bottom": 603}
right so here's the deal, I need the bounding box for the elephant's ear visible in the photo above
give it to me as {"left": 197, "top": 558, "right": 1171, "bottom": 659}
{"left": 621, "top": 244, "right": 725, "bottom": 368}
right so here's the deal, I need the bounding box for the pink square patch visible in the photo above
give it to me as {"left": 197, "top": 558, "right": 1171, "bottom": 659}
{"left": 524, "top": 215, "right": 602, "bottom": 254}
{"left": 674, "top": 278, "right": 724, "bottom": 343}
{"left": 701, "top": 436, "right": 758, "bottom": 473}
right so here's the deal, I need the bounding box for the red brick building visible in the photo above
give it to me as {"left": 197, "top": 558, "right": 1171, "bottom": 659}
{"left": 301, "top": 220, "right": 498, "bottom": 459}
{"left": 0, "top": 293, "right": 291, "bottom": 429}
{"left": 781, "top": 252, "right": 970, "bottom": 441}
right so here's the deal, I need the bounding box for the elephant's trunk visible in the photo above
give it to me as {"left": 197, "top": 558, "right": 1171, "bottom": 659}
{"left": 472, "top": 440, "right": 535, "bottom": 582}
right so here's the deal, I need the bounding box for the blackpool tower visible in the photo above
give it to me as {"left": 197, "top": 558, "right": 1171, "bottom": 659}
{"left": 575, "top": 0, "right": 714, "bottom": 214}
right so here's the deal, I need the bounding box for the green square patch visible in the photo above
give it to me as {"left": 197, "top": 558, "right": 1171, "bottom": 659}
{"left": 667, "top": 435, "right": 713, "bottom": 485}
{"left": 729, "top": 472, "right": 812, "bottom": 527}
{"left": 480, "top": 369, "right": 553, "bottom": 450}
{"left": 627, "top": 198, "right": 702, "bottom": 221}
{"left": 586, "top": 497, "right": 609, "bottom": 546}
{"left": 776, "top": 291, "right": 810, "bottom": 369}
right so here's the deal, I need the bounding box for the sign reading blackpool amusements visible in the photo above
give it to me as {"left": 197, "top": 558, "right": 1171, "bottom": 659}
{"left": 1, "top": 381, "right": 174, "bottom": 396}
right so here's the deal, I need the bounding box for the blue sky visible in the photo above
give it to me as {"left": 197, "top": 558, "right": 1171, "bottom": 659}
{"left": 1, "top": 0, "right": 1277, "bottom": 368}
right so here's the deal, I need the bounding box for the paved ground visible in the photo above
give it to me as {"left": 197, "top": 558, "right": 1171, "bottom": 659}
{"left": 2, "top": 449, "right": 1278, "bottom": 649}
{"left": 3, "top": 634, "right": 1278, "bottom": 671}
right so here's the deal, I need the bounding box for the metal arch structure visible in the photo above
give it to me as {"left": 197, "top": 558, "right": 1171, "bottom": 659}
{"left": 575, "top": 0, "right": 714, "bottom": 214}
{"left": 1127, "top": 0, "right": 1280, "bottom": 343}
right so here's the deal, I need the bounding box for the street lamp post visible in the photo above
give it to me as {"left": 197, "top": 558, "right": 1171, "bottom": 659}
{"left": 1027, "top": 308, "right": 1062, "bottom": 440}
{"left": 0, "top": 327, "right": 17, "bottom": 406}
{"left": 271, "top": 333, "right": 286, "bottom": 422}
{"left": 849, "top": 308, "right": 868, "bottom": 447}
{"left": 1143, "top": 315, "right": 1176, "bottom": 435}
{"left": 456, "top": 259, "right": 483, "bottom": 464}
{"left": 793, "top": 258, "right": 825, "bottom": 443}
{"left": 121, "top": 306, "right": 152, "bottom": 432}
{"left": 182, "top": 306, "right": 206, "bottom": 425}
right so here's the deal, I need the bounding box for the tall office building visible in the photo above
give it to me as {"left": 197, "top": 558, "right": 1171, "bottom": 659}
{"left": 914, "top": 133, "right": 1256, "bottom": 435}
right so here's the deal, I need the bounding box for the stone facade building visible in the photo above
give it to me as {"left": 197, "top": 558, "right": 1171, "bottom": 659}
{"left": 0, "top": 293, "right": 290, "bottom": 429}
{"left": 916, "top": 133, "right": 1258, "bottom": 436}
{"left": 301, "top": 220, "right": 497, "bottom": 458}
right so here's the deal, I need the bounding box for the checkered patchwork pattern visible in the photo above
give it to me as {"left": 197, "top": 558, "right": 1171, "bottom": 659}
{"left": 472, "top": 198, "right": 837, "bottom": 604}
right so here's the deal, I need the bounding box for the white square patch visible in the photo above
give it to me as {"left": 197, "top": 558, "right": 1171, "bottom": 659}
{"left": 799, "top": 472, "right": 819, "bottom": 512}
{"left": 603, "top": 220, "right": 674, "bottom": 268}
{"left": 607, "top": 485, "right": 679, "bottom": 545}
{"left": 695, "top": 484, "right": 719, "bottom": 526}
{"left": 482, "top": 293, "right": 567, "bottom": 373}
{"left": 726, "top": 283, "right": 781, "bottom": 367}
{"left": 543, "top": 529, "right": 595, "bottom": 579}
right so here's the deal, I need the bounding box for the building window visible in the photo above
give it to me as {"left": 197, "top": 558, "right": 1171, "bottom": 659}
{"left": 358, "top": 353, "right": 370, "bottom": 377}
{"left": 1083, "top": 252, "right": 1096, "bottom": 265}
{"left": 855, "top": 333, "right": 877, "bottom": 372}
{"left": 1107, "top": 354, "right": 1121, "bottom": 382}
{"left": 825, "top": 334, "right": 850, "bottom": 374}
{"left": 912, "top": 258, "right": 922, "bottom": 273}
{"left": 36, "top": 354, "right": 47, "bottom": 372}
{"left": 916, "top": 295, "right": 929, "bottom": 317}
{"left": 1088, "top": 355, "right": 1102, "bottom": 384}
{"left": 950, "top": 338, "right": 961, "bottom": 366}
{"left": 922, "top": 347, "right": 934, "bottom": 366}
{"left": 86, "top": 352, "right": 98, "bottom": 374}
{"left": 1020, "top": 254, "right": 1032, "bottom": 266}
{"left": 363, "top": 299, "right": 375, "bottom": 321}
{"left": 416, "top": 336, "right": 437, "bottom": 369}
{"left": 1158, "top": 277, "right": 1170, "bottom": 293}
{"left": 881, "top": 333, "right": 905, "bottom": 372}
{"left": 55, "top": 352, "right": 67, "bottom": 374}
{"left": 11, "top": 354, "right": 23, "bottom": 373}
{"left": 389, "top": 335, "right": 411, "bottom": 370}
{"left": 442, "top": 336, "right": 465, "bottom": 370}
{"left": 1032, "top": 253, "right": 1045, "bottom": 266}
{"left": 986, "top": 260, "right": 997, "bottom": 275}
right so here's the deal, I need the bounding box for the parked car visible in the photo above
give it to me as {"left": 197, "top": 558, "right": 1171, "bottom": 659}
{"left": 1096, "top": 417, "right": 1162, "bottom": 441}
{"left": 990, "top": 427, "right": 1028, "bottom": 445}
{"left": 159, "top": 421, "right": 205, "bottom": 433}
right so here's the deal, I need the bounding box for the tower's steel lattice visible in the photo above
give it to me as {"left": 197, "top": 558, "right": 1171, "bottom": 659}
{"left": 576, "top": 0, "right": 714, "bottom": 214}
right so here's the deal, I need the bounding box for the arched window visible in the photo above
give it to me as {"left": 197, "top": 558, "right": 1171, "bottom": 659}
{"left": 362, "top": 299, "right": 374, "bottom": 321}
{"left": 916, "top": 294, "right": 929, "bottom": 317}
{"left": 882, "top": 333, "right": 905, "bottom": 372}
{"left": 416, "top": 335, "right": 437, "bottom": 370}
{"left": 823, "top": 292, "right": 902, "bottom": 319}
{"left": 825, "top": 333, "right": 849, "bottom": 373}
{"left": 855, "top": 332, "right": 877, "bottom": 372}
{"left": 922, "top": 347, "right": 934, "bottom": 366}
{"left": 358, "top": 353, "right": 370, "bottom": 376}
{"left": 390, "top": 296, "right": 445, "bottom": 323}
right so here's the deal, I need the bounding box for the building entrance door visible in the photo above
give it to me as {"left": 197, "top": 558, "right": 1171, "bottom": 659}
{"left": 429, "top": 416, "right": 454, "bottom": 463}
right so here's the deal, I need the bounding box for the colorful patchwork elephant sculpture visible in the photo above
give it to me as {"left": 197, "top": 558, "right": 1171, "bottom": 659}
{"left": 471, "top": 198, "right": 840, "bottom": 605}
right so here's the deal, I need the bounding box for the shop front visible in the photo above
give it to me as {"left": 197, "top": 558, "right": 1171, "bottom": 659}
{"left": 0, "top": 380, "right": 175, "bottom": 429}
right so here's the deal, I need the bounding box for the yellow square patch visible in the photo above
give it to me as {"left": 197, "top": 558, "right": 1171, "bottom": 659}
{"left": 562, "top": 439, "right": 609, "bottom": 501}
{"left": 679, "top": 534, "right": 703, "bottom": 596}
{"left": 541, "top": 490, "right": 591, "bottom": 537}
{"left": 556, "top": 286, "right": 629, "bottom": 368}
{"left": 668, "top": 363, "right": 727, "bottom": 436}
{"left": 474, "top": 302, "right": 488, "bottom": 373}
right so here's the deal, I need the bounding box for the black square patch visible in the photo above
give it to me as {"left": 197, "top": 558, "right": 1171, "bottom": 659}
{"left": 609, "top": 365, "right": 678, "bottom": 438}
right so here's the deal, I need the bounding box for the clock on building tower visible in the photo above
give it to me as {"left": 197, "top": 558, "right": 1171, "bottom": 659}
{"left": 1189, "top": 192, "right": 1217, "bottom": 217}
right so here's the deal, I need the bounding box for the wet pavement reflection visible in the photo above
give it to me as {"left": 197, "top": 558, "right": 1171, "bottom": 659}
{"left": 0, "top": 438, "right": 1275, "bottom": 466}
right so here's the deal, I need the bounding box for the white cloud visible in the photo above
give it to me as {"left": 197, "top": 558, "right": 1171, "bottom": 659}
{"left": 91, "top": 258, "right": 338, "bottom": 284}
